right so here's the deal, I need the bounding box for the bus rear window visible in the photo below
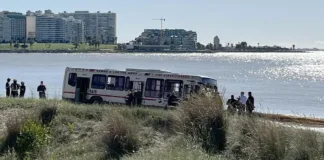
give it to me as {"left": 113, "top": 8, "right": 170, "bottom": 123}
{"left": 68, "top": 73, "right": 77, "bottom": 87}
{"left": 91, "top": 74, "right": 106, "bottom": 89}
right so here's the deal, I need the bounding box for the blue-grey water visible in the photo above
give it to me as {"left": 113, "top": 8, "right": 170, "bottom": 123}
{"left": 0, "top": 52, "right": 323, "bottom": 117}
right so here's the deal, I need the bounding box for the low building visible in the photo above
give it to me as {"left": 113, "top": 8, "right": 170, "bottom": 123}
{"left": 125, "top": 41, "right": 170, "bottom": 51}
{"left": 135, "top": 29, "right": 197, "bottom": 50}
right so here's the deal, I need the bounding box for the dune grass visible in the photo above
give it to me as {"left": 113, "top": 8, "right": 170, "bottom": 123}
{"left": 0, "top": 96, "right": 324, "bottom": 160}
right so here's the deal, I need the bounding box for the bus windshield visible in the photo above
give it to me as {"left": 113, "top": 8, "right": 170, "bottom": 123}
{"left": 201, "top": 77, "right": 217, "bottom": 86}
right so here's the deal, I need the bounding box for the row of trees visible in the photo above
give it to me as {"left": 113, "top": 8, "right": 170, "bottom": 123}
{"left": 196, "top": 42, "right": 218, "bottom": 50}
{"left": 196, "top": 41, "right": 296, "bottom": 51}
{"left": 7, "top": 39, "right": 35, "bottom": 49}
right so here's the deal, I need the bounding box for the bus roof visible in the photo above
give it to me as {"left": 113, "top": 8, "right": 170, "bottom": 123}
{"left": 125, "top": 68, "right": 171, "bottom": 73}
{"left": 65, "top": 67, "right": 217, "bottom": 84}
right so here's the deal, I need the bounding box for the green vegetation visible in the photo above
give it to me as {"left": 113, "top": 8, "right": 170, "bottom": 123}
{"left": 0, "top": 95, "right": 324, "bottom": 160}
{"left": 0, "top": 43, "right": 116, "bottom": 51}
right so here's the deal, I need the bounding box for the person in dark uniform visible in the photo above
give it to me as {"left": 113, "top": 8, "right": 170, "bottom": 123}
{"left": 10, "top": 79, "right": 20, "bottom": 98}
{"left": 37, "top": 81, "right": 46, "bottom": 99}
{"left": 126, "top": 90, "right": 135, "bottom": 106}
{"left": 226, "top": 95, "right": 239, "bottom": 114}
{"left": 168, "top": 92, "right": 179, "bottom": 106}
{"left": 5, "top": 78, "right": 10, "bottom": 97}
{"left": 246, "top": 92, "right": 255, "bottom": 114}
{"left": 19, "top": 81, "right": 26, "bottom": 98}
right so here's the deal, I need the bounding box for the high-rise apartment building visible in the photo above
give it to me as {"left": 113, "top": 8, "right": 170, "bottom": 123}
{"left": 214, "top": 36, "right": 220, "bottom": 49}
{"left": 0, "top": 11, "right": 26, "bottom": 42}
{"left": 34, "top": 15, "right": 85, "bottom": 43}
{"left": 59, "top": 11, "right": 116, "bottom": 44}
{"left": 26, "top": 16, "right": 36, "bottom": 39}
{"left": 63, "top": 16, "right": 85, "bottom": 43}
{"left": 0, "top": 16, "right": 11, "bottom": 42}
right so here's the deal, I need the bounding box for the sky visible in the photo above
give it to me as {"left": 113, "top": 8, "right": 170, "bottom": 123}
{"left": 1, "top": 0, "right": 324, "bottom": 48}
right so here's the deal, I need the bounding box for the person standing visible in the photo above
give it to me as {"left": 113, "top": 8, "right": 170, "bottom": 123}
{"left": 19, "top": 81, "right": 26, "bottom": 98}
{"left": 37, "top": 81, "right": 46, "bottom": 99}
{"left": 246, "top": 92, "right": 255, "bottom": 114}
{"left": 226, "top": 95, "right": 239, "bottom": 114}
{"left": 5, "top": 78, "right": 10, "bottom": 97}
{"left": 10, "top": 79, "right": 20, "bottom": 98}
{"left": 238, "top": 92, "right": 247, "bottom": 114}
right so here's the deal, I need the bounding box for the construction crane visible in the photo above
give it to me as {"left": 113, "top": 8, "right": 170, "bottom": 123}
{"left": 153, "top": 18, "right": 166, "bottom": 45}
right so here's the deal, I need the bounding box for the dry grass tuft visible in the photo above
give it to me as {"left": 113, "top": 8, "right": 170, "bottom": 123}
{"left": 0, "top": 116, "right": 26, "bottom": 154}
{"left": 39, "top": 106, "right": 57, "bottom": 126}
{"left": 100, "top": 112, "right": 140, "bottom": 159}
{"left": 176, "top": 93, "right": 226, "bottom": 153}
{"left": 226, "top": 115, "right": 324, "bottom": 160}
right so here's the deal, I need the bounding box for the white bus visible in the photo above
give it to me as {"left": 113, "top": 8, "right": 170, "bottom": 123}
{"left": 62, "top": 67, "right": 218, "bottom": 107}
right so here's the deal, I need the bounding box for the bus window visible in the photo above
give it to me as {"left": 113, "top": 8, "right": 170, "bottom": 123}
{"left": 193, "top": 85, "right": 200, "bottom": 94}
{"left": 91, "top": 74, "right": 106, "bottom": 89}
{"left": 183, "top": 85, "right": 190, "bottom": 97}
{"left": 68, "top": 73, "right": 77, "bottom": 87}
{"left": 125, "top": 77, "right": 131, "bottom": 91}
{"left": 145, "top": 78, "right": 163, "bottom": 98}
{"left": 133, "top": 81, "right": 143, "bottom": 92}
{"left": 163, "top": 80, "right": 183, "bottom": 98}
{"left": 107, "top": 76, "right": 125, "bottom": 91}
{"left": 126, "top": 78, "right": 143, "bottom": 92}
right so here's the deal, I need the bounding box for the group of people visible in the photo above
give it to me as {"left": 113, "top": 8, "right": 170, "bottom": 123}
{"left": 5, "top": 78, "right": 47, "bottom": 99}
{"left": 226, "top": 91, "right": 255, "bottom": 114}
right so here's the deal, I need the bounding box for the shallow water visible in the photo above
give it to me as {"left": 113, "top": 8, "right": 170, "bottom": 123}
{"left": 0, "top": 52, "right": 323, "bottom": 117}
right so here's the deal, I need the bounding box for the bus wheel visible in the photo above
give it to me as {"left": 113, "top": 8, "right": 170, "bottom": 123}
{"left": 91, "top": 97, "right": 103, "bottom": 105}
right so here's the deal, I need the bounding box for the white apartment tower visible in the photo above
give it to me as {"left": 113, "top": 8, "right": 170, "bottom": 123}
{"left": 34, "top": 15, "right": 85, "bottom": 43}
{"left": 59, "top": 11, "right": 117, "bottom": 44}
{"left": 214, "top": 36, "right": 220, "bottom": 49}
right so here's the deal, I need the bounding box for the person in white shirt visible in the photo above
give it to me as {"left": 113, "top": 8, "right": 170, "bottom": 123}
{"left": 238, "top": 92, "right": 247, "bottom": 114}
{"left": 238, "top": 92, "right": 247, "bottom": 104}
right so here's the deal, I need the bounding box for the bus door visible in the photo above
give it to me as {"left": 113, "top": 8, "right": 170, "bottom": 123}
{"left": 75, "top": 77, "right": 90, "bottom": 103}
{"left": 163, "top": 79, "right": 183, "bottom": 106}
{"left": 126, "top": 77, "right": 144, "bottom": 106}
{"left": 143, "top": 78, "right": 165, "bottom": 107}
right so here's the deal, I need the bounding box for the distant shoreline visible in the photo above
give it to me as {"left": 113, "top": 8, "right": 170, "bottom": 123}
{"left": 0, "top": 49, "right": 307, "bottom": 54}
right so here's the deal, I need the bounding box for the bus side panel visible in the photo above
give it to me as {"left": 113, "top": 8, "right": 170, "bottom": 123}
{"left": 62, "top": 69, "right": 68, "bottom": 99}
{"left": 86, "top": 88, "right": 129, "bottom": 104}
{"left": 62, "top": 71, "right": 77, "bottom": 100}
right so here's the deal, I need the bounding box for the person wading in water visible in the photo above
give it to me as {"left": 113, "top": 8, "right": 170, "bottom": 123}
{"left": 37, "top": 81, "right": 47, "bottom": 99}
